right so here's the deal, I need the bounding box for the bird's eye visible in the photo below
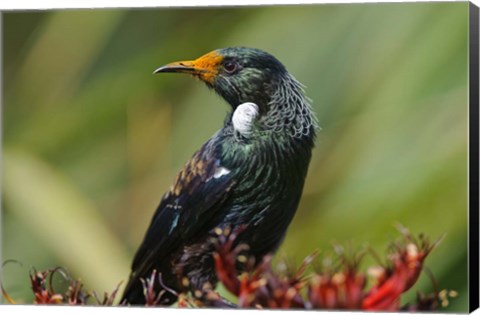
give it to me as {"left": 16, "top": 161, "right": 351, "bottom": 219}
{"left": 223, "top": 61, "right": 238, "bottom": 74}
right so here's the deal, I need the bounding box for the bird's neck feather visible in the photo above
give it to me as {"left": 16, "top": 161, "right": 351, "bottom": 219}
{"left": 261, "top": 73, "right": 318, "bottom": 140}
{"left": 219, "top": 73, "right": 317, "bottom": 157}
{"left": 219, "top": 74, "right": 317, "bottom": 170}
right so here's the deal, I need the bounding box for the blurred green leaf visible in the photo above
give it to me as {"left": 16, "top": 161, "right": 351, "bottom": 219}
{"left": 3, "top": 149, "right": 131, "bottom": 296}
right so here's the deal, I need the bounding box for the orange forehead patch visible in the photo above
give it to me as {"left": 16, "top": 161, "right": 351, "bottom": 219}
{"left": 192, "top": 50, "right": 224, "bottom": 84}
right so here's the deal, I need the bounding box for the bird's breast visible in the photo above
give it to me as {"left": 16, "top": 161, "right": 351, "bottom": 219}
{"left": 216, "top": 135, "right": 312, "bottom": 236}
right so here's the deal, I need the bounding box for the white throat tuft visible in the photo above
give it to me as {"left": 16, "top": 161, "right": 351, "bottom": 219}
{"left": 232, "top": 102, "right": 259, "bottom": 137}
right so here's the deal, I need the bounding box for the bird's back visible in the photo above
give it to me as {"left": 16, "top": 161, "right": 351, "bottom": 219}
{"left": 122, "top": 134, "right": 237, "bottom": 304}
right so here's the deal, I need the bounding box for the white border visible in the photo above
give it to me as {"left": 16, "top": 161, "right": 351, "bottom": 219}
{"left": 0, "top": 1, "right": 478, "bottom": 315}
{"left": 0, "top": 0, "right": 478, "bottom": 10}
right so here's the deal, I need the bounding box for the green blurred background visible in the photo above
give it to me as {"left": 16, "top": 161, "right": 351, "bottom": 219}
{"left": 1, "top": 3, "right": 469, "bottom": 311}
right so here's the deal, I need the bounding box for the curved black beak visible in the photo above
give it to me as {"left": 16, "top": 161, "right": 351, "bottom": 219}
{"left": 153, "top": 61, "right": 197, "bottom": 75}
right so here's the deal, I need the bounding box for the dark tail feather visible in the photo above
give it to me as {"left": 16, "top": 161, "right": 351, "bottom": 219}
{"left": 121, "top": 280, "right": 147, "bottom": 305}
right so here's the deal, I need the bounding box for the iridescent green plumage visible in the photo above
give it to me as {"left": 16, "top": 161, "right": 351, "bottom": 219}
{"left": 122, "top": 47, "right": 317, "bottom": 305}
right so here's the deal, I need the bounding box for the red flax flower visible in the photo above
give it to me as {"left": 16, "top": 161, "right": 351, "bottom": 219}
{"left": 211, "top": 226, "right": 450, "bottom": 311}
{"left": 211, "top": 226, "right": 308, "bottom": 308}
{"left": 29, "top": 269, "right": 64, "bottom": 304}
{"left": 361, "top": 230, "right": 443, "bottom": 311}
{"left": 2, "top": 267, "right": 121, "bottom": 305}
{"left": 307, "top": 252, "right": 366, "bottom": 309}
{"left": 2, "top": 225, "right": 454, "bottom": 310}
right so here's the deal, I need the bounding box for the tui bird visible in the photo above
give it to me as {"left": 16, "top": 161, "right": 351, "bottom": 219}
{"left": 122, "top": 47, "right": 318, "bottom": 305}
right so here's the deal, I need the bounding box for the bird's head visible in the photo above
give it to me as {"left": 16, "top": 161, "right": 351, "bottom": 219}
{"left": 154, "top": 47, "right": 288, "bottom": 111}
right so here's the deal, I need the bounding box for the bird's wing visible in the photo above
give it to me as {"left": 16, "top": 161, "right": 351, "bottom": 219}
{"left": 124, "top": 144, "right": 235, "bottom": 296}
